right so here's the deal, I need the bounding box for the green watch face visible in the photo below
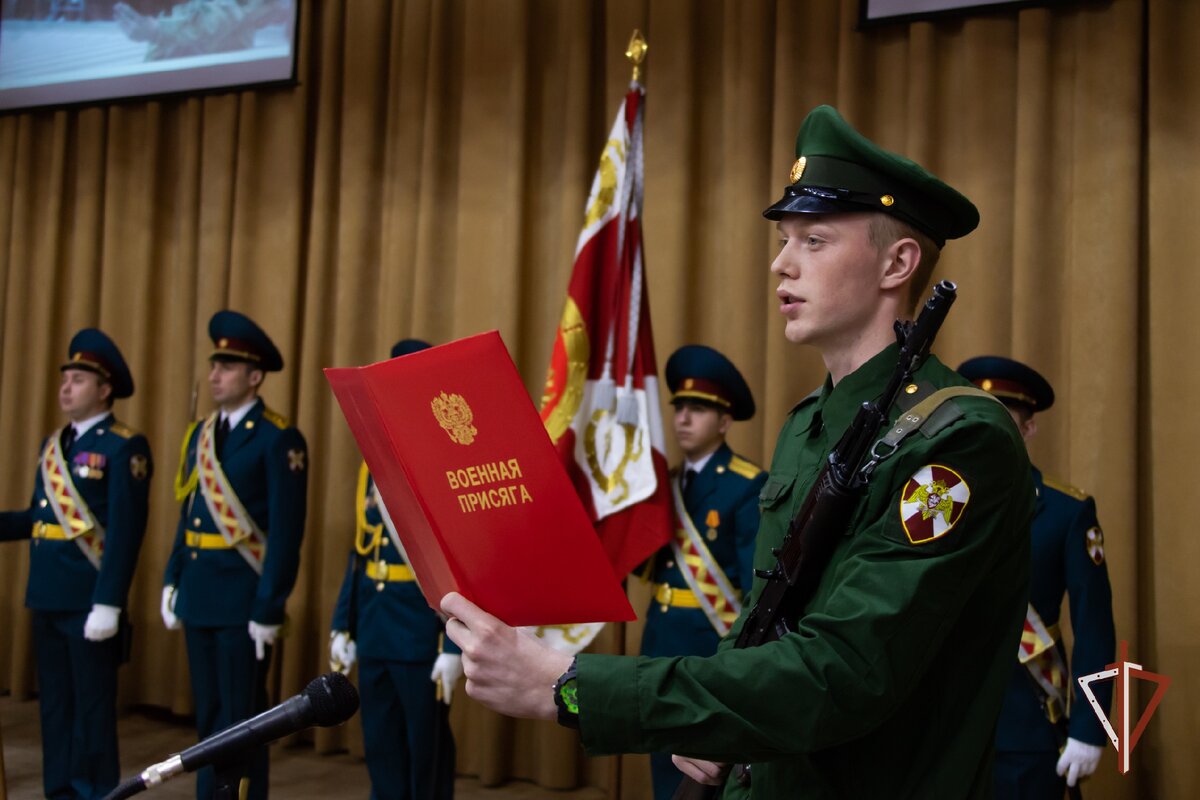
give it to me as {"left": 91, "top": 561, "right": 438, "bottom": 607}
{"left": 560, "top": 679, "right": 579, "bottom": 715}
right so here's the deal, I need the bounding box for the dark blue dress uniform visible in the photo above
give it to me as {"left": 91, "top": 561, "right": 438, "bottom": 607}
{"left": 960, "top": 356, "right": 1116, "bottom": 798}
{"left": 330, "top": 338, "right": 459, "bottom": 800}
{"left": 331, "top": 467, "right": 461, "bottom": 800}
{"left": 163, "top": 312, "right": 307, "bottom": 800}
{"left": 640, "top": 345, "right": 765, "bottom": 800}
{"left": 0, "top": 329, "right": 152, "bottom": 800}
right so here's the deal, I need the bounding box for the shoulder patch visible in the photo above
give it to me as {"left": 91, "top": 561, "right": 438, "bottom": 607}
{"left": 108, "top": 421, "right": 137, "bottom": 439}
{"left": 1085, "top": 526, "right": 1106, "bottom": 565}
{"left": 899, "top": 464, "right": 971, "bottom": 544}
{"left": 1042, "top": 474, "right": 1088, "bottom": 501}
{"left": 727, "top": 455, "right": 764, "bottom": 480}
{"left": 262, "top": 408, "right": 290, "bottom": 429}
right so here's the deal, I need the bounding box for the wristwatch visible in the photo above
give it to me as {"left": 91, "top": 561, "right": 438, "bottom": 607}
{"left": 552, "top": 657, "right": 580, "bottom": 729}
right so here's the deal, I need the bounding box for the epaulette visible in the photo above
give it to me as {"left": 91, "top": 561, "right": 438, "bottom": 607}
{"left": 262, "top": 407, "right": 290, "bottom": 429}
{"left": 788, "top": 385, "right": 824, "bottom": 416}
{"left": 108, "top": 421, "right": 137, "bottom": 439}
{"left": 727, "top": 455, "right": 764, "bottom": 480}
{"left": 1042, "top": 474, "right": 1089, "bottom": 502}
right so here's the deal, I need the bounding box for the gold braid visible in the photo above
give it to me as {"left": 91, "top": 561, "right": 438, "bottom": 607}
{"left": 353, "top": 461, "right": 384, "bottom": 557}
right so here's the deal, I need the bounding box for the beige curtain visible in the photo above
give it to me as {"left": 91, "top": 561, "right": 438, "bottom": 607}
{"left": 0, "top": 0, "right": 1194, "bottom": 796}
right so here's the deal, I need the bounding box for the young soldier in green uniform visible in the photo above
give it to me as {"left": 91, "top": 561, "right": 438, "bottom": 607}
{"left": 162, "top": 310, "right": 308, "bottom": 800}
{"left": 0, "top": 329, "right": 153, "bottom": 800}
{"left": 329, "top": 338, "right": 462, "bottom": 800}
{"left": 958, "top": 356, "right": 1116, "bottom": 797}
{"left": 439, "top": 106, "right": 1036, "bottom": 799}
{"left": 642, "top": 345, "right": 765, "bottom": 799}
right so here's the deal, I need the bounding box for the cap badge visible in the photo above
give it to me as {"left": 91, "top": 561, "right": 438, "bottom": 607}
{"left": 684, "top": 378, "right": 695, "bottom": 390}
{"left": 219, "top": 338, "right": 229, "bottom": 348}
{"left": 790, "top": 156, "right": 806, "bottom": 184}
{"left": 981, "top": 379, "right": 994, "bottom": 391}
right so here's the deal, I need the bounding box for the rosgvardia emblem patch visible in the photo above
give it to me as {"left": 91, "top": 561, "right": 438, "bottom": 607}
{"left": 899, "top": 464, "right": 970, "bottom": 545}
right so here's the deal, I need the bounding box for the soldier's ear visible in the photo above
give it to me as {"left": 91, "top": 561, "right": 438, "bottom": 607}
{"left": 718, "top": 412, "right": 733, "bottom": 436}
{"left": 98, "top": 380, "right": 113, "bottom": 407}
{"left": 248, "top": 368, "right": 265, "bottom": 389}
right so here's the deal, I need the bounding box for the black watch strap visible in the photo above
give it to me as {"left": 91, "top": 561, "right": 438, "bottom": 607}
{"left": 553, "top": 656, "right": 580, "bottom": 729}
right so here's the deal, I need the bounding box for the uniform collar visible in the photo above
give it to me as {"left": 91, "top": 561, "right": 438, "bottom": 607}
{"left": 813, "top": 342, "right": 901, "bottom": 437}
{"left": 221, "top": 397, "right": 259, "bottom": 429}
{"left": 72, "top": 410, "right": 112, "bottom": 439}
{"left": 684, "top": 445, "right": 722, "bottom": 476}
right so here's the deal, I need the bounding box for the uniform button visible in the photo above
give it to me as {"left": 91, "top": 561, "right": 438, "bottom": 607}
{"left": 375, "top": 582, "right": 385, "bottom": 592}
{"left": 191, "top": 552, "right": 198, "bottom": 560}
{"left": 193, "top": 518, "right": 202, "bottom": 527}
{"left": 666, "top": 560, "right": 675, "bottom": 569}
{"left": 39, "top": 499, "right": 48, "bottom": 508}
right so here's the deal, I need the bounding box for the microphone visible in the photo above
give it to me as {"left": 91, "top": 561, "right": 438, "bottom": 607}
{"left": 104, "top": 672, "right": 359, "bottom": 800}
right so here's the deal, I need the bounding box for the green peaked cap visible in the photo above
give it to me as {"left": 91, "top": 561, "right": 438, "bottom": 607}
{"left": 763, "top": 105, "right": 979, "bottom": 247}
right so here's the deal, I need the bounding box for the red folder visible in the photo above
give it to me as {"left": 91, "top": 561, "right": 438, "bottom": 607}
{"left": 325, "top": 331, "right": 635, "bottom": 626}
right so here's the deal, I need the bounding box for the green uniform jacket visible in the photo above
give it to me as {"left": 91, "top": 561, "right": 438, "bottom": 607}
{"left": 577, "top": 345, "right": 1034, "bottom": 798}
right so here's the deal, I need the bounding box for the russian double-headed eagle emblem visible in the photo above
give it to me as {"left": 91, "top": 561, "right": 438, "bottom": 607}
{"left": 431, "top": 391, "right": 477, "bottom": 445}
{"left": 899, "top": 464, "right": 970, "bottom": 545}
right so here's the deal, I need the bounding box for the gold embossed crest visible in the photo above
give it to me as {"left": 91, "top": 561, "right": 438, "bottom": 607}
{"left": 790, "top": 156, "right": 806, "bottom": 183}
{"left": 432, "top": 391, "right": 477, "bottom": 445}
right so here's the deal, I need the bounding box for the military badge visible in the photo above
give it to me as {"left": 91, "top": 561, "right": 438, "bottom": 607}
{"left": 130, "top": 454, "right": 149, "bottom": 480}
{"left": 899, "top": 464, "right": 970, "bottom": 545}
{"left": 73, "top": 452, "right": 107, "bottom": 479}
{"left": 431, "top": 391, "right": 477, "bottom": 445}
{"left": 1086, "top": 526, "right": 1105, "bottom": 565}
{"left": 287, "top": 448, "right": 306, "bottom": 473}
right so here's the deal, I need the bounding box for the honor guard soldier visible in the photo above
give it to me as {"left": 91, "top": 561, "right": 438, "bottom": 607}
{"left": 440, "top": 106, "right": 1038, "bottom": 799}
{"left": 641, "top": 345, "right": 765, "bottom": 799}
{"left": 161, "top": 310, "right": 308, "bottom": 800}
{"left": 959, "top": 356, "right": 1116, "bottom": 797}
{"left": 0, "top": 329, "right": 153, "bottom": 800}
{"left": 329, "top": 338, "right": 462, "bottom": 800}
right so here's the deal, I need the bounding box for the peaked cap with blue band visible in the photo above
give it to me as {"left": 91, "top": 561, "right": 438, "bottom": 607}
{"left": 209, "top": 310, "right": 284, "bottom": 372}
{"left": 390, "top": 338, "right": 432, "bottom": 359}
{"left": 666, "top": 345, "right": 756, "bottom": 421}
{"left": 763, "top": 105, "right": 980, "bottom": 247}
{"left": 61, "top": 328, "right": 134, "bottom": 398}
{"left": 957, "top": 355, "right": 1055, "bottom": 412}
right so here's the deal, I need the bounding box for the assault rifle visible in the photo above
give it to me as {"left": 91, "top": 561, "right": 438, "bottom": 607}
{"left": 673, "top": 280, "right": 958, "bottom": 800}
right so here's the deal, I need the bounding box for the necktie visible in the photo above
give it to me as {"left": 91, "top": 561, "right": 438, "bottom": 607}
{"left": 682, "top": 467, "right": 697, "bottom": 494}
{"left": 215, "top": 416, "right": 231, "bottom": 458}
{"left": 61, "top": 425, "right": 77, "bottom": 453}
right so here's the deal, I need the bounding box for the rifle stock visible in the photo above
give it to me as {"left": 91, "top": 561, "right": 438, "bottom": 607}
{"left": 670, "top": 282, "right": 958, "bottom": 799}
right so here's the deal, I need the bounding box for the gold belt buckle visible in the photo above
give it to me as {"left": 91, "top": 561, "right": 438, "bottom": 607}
{"left": 374, "top": 559, "right": 388, "bottom": 590}
{"left": 658, "top": 583, "right": 672, "bottom": 613}
{"left": 34, "top": 521, "right": 45, "bottom": 538}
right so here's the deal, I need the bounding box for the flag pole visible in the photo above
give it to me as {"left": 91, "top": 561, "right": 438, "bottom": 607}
{"left": 606, "top": 31, "right": 647, "bottom": 800}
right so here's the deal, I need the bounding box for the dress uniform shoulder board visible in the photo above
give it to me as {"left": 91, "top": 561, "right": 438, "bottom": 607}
{"left": 1042, "top": 474, "right": 1089, "bottom": 502}
{"left": 727, "top": 455, "right": 763, "bottom": 480}
{"left": 108, "top": 421, "right": 137, "bottom": 439}
{"left": 262, "top": 407, "right": 290, "bottom": 429}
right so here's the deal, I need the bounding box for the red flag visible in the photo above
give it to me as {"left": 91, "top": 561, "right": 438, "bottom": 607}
{"left": 540, "top": 83, "right": 672, "bottom": 579}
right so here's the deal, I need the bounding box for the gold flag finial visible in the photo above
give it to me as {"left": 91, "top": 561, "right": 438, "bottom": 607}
{"left": 625, "top": 29, "right": 648, "bottom": 83}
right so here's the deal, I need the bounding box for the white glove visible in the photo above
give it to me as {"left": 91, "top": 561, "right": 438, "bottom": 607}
{"left": 83, "top": 604, "right": 121, "bottom": 641}
{"left": 248, "top": 621, "right": 280, "bottom": 661}
{"left": 161, "top": 585, "right": 180, "bottom": 630}
{"left": 329, "top": 631, "right": 356, "bottom": 673}
{"left": 430, "top": 653, "right": 463, "bottom": 705}
{"left": 1057, "top": 737, "right": 1104, "bottom": 787}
